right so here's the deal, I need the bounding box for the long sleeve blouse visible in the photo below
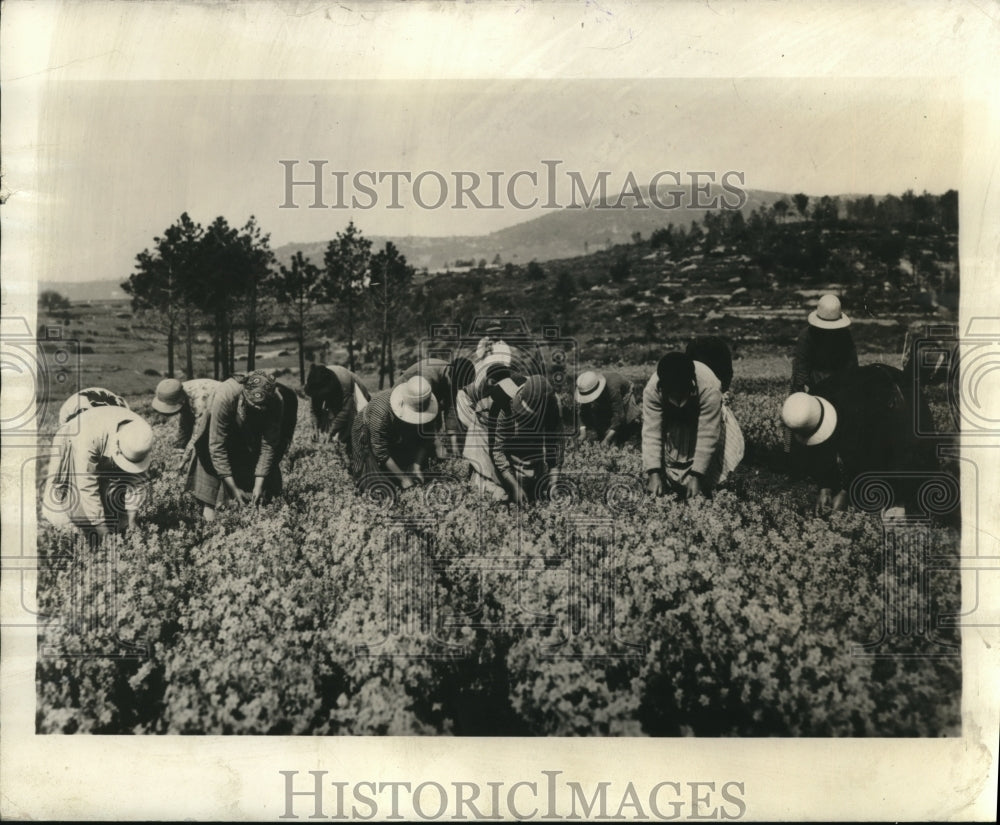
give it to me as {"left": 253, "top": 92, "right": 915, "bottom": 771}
{"left": 641, "top": 360, "right": 723, "bottom": 476}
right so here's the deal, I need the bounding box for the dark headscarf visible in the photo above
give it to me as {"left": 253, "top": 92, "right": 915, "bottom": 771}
{"left": 238, "top": 371, "right": 277, "bottom": 410}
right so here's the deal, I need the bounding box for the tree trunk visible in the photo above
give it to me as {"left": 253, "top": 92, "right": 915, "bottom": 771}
{"left": 184, "top": 307, "right": 195, "bottom": 379}
{"left": 378, "top": 328, "right": 387, "bottom": 389}
{"left": 219, "top": 310, "right": 231, "bottom": 379}
{"left": 297, "top": 299, "right": 307, "bottom": 386}
{"left": 387, "top": 324, "right": 395, "bottom": 386}
{"left": 246, "top": 276, "right": 258, "bottom": 371}
{"left": 219, "top": 313, "right": 228, "bottom": 379}
{"left": 166, "top": 318, "right": 176, "bottom": 378}
{"left": 228, "top": 322, "right": 236, "bottom": 376}
{"left": 213, "top": 324, "right": 220, "bottom": 380}
{"left": 379, "top": 267, "right": 388, "bottom": 389}
{"left": 346, "top": 288, "right": 355, "bottom": 372}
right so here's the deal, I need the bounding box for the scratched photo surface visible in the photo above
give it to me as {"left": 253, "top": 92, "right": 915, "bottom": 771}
{"left": 2, "top": 2, "right": 997, "bottom": 822}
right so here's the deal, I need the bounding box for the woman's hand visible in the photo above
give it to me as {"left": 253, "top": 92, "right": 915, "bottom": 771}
{"left": 647, "top": 470, "right": 665, "bottom": 497}
{"left": 250, "top": 477, "right": 266, "bottom": 506}
{"left": 815, "top": 487, "right": 834, "bottom": 515}
{"left": 681, "top": 473, "right": 703, "bottom": 500}
{"left": 224, "top": 476, "right": 251, "bottom": 506}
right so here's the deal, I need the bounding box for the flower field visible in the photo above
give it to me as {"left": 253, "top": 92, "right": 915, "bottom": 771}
{"left": 34, "top": 365, "right": 962, "bottom": 736}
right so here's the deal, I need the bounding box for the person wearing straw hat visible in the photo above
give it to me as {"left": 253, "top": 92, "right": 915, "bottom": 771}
{"left": 57, "top": 386, "right": 130, "bottom": 426}
{"left": 398, "top": 355, "right": 476, "bottom": 455}
{"left": 459, "top": 355, "right": 527, "bottom": 499}
{"left": 792, "top": 294, "right": 858, "bottom": 394}
{"left": 642, "top": 353, "right": 744, "bottom": 500}
{"left": 575, "top": 370, "right": 641, "bottom": 445}
{"left": 491, "top": 375, "right": 564, "bottom": 504}
{"left": 41, "top": 405, "right": 153, "bottom": 539}
{"left": 350, "top": 375, "right": 439, "bottom": 491}
{"left": 184, "top": 371, "right": 287, "bottom": 521}
{"left": 303, "top": 363, "right": 371, "bottom": 452}
{"left": 784, "top": 294, "right": 859, "bottom": 460}
{"left": 151, "top": 377, "right": 220, "bottom": 471}
{"left": 781, "top": 364, "right": 938, "bottom": 517}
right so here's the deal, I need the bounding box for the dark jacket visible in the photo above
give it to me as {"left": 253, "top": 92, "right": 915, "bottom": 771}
{"left": 809, "top": 365, "right": 937, "bottom": 506}
{"left": 492, "top": 386, "right": 563, "bottom": 478}
{"left": 400, "top": 358, "right": 453, "bottom": 413}
{"left": 192, "top": 377, "right": 283, "bottom": 480}
{"left": 305, "top": 364, "right": 368, "bottom": 437}
{"left": 791, "top": 326, "right": 858, "bottom": 393}
{"left": 579, "top": 372, "right": 640, "bottom": 438}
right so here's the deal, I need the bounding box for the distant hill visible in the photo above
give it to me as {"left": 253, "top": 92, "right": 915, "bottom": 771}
{"left": 41, "top": 187, "right": 843, "bottom": 299}
{"left": 275, "top": 186, "right": 791, "bottom": 271}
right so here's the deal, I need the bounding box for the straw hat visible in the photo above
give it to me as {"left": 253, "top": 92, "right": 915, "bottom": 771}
{"left": 390, "top": 375, "right": 439, "bottom": 425}
{"left": 575, "top": 370, "right": 606, "bottom": 404}
{"left": 152, "top": 379, "right": 186, "bottom": 415}
{"left": 474, "top": 352, "right": 513, "bottom": 391}
{"left": 781, "top": 391, "right": 837, "bottom": 446}
{"left": 808, "top": 294, "right": 851, "bottom": 330}
{"left": 113, "top": 418, "right": 154, "bottom": 473}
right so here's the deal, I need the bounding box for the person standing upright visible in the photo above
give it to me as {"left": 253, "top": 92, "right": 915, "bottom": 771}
{"left": 791, "top": 294, "right": 859, "bottom": 393}
{"left": 785, "top": 294, "right": 858, "bottom": 460}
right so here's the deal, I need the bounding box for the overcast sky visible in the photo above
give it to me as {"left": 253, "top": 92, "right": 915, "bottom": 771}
{"left": 32, "top": 77, "right": 959, "bottom": 283}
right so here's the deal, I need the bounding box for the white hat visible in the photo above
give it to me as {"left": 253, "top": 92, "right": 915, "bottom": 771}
{"left": 575, "top": 370, "right": 606, "bottom": 404}
{"left": 474, "top": 352, "right": 513, "bottom": 391}
{"left": 390, "top": 375, "right": 438, "bottom": 425}
{"left": 113, "top": 418, "right": 154, "bottom": 473}
{"left": 808, "top": 294, "right": 851, "bottom": 330}
{"left": 152, "top": 378, "right": 186, "bottom": 415}
{"left": 781, "top": 392, "right": 837, "bottom": 446}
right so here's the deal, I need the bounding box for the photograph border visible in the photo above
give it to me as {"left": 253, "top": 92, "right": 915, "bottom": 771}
{"left": 2, "top": 1, "right": 998, "bottom": 820}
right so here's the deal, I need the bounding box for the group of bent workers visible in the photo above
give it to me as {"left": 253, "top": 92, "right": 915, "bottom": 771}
{"left": 41, "top": 299, "right": 939, "bottom": 541}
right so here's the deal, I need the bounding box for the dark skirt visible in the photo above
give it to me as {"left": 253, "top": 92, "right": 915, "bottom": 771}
{"left": 350, "top": 413, "right": 428, "bottom": 491}
{"left": 185, "top": 436, "right": 281, "bottom": 507}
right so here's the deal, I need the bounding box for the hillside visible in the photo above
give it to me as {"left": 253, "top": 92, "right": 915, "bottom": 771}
{"left": 273, "top": 186, "right": 790, "bottom": 271}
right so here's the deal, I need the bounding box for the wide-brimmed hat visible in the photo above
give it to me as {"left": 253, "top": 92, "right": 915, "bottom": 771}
{"left": 808, "top": 294, "right": 851, "bottom": 330}
{"left": 485, "top": 323, "right": 503, "bottom": 335}
{"left": 390, "top": 375, "right": 439, "bottom": 425}
{"left": 781, "top": 391, "right": 837, "bottom": 446}
{"left": 152, "top": 378, "right": 186, "bottom": 415}
{"left": 511, "top": 375, "right": 552, "bottom": 426}
{"left": 474, "top": 352, "right": 513, "bottom": 391}
{"left": 575, "top": 370, "right": 606, "bottom": 404}
{"left": 113, "top": 418, "right": 154, "bottom": 473}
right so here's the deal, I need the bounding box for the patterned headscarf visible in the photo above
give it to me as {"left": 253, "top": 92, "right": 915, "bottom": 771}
{"left": 238, "top": 371, "right": 277, "bottom": 410}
